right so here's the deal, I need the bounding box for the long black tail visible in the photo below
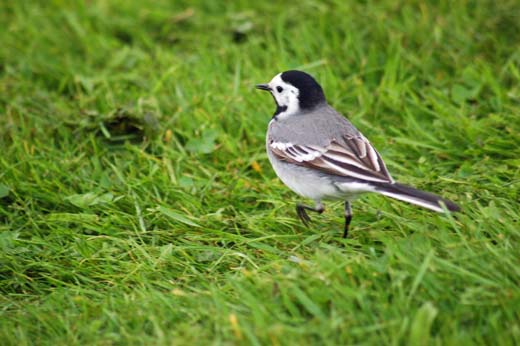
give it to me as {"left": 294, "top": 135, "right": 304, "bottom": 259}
{"left": 373, "top": 182, "right": 460, "bottom": 213}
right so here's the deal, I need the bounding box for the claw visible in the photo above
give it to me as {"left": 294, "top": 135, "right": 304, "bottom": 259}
{"left": 296, "top": 205, "right": 312, "bottom": 227}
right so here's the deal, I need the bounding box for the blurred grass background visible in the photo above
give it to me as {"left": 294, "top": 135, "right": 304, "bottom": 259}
{"left": 1, "top": 0, "right": 519, "bottom": 345}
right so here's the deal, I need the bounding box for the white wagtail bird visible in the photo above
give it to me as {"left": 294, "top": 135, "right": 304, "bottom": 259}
{"left": 256, "top": 70, "right": 460, "bottom": 238}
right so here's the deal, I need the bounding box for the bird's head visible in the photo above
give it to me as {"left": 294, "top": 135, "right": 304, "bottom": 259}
{"left": 256, "top": 70, "right": 326, "bottom": 119}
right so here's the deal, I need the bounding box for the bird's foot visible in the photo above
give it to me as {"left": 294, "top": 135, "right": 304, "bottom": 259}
{"left": 296, "top": 205, "right": 312, "bottom": 226}
{"left": 296, "top": 203, "right": 324, "bottom": 227}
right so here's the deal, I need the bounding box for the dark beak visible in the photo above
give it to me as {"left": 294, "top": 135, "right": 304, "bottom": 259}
{"left": 255, "top": 84, "right": 270, "bottom": 91}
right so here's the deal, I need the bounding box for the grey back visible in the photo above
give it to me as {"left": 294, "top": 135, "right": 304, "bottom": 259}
{"left": 268, "top": 104, "right": 360, "bottom": 146}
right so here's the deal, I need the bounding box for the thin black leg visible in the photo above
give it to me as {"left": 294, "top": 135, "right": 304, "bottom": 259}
{"left": 296, "top": 203, "right": 324, "bottom": 227}
{"left": 343, "top": 201, "right": 352, "bottom": 238}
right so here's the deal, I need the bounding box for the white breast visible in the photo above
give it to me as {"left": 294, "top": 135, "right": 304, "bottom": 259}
{"left": 268, "top": 155, "right": 339, "bottom": 200}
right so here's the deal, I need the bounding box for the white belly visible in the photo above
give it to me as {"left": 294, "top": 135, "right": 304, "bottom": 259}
{"left": 267, "top": 149, "right": 364, "bottom": 202}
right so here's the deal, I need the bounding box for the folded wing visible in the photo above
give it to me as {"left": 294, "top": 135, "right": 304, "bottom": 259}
{"left": 269, "top": 135, "right": 394, "bottom": 184}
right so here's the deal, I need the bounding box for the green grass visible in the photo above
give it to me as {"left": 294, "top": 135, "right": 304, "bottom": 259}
{"left": 1, "top": 0, "right": 519, "bottom": 345}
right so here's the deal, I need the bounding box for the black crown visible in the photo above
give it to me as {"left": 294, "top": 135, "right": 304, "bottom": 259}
{"left": 280, "top": 70, "right": 326, "bottom": 110}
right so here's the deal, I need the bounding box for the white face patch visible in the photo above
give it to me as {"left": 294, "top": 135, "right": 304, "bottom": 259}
{"left": 268, "top": 73, "right": 300, "bottom": 119}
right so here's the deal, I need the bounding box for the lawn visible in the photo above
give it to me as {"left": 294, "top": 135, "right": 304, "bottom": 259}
{"left": 1, "top": 0, "right": 519, "bottom": 345}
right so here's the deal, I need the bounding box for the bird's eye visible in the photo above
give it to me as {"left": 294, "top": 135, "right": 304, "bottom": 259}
{"left": 276, "top": 86, "right": 283, "bottom": 93}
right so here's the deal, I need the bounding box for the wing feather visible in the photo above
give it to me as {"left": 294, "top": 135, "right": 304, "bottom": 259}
{"left": 269, "top": 136, "right": 393, "bottom": 183}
